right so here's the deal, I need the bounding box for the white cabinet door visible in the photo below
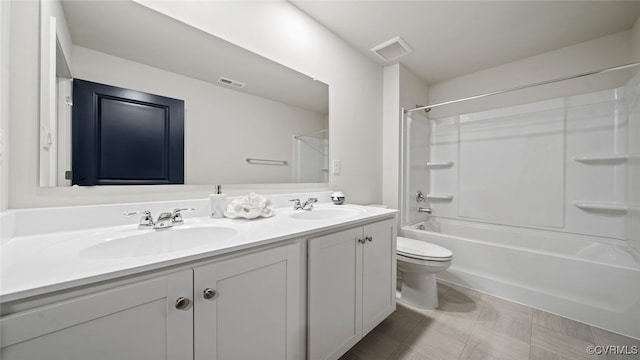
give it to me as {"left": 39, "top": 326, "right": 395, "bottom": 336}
{"left": 194, "top": 243, "right": 301, "bottom": 360}
{"left": 0, "top": 270, "right": 193, "bottom": 360}
{"left": 308, "top": 227, "right": 362, "bottom": 360}
{"left": 308, "top": 218, "right": 396, "bottom": 360}
{"left": 362, "top": 219, "right": 396, "bottom": 334}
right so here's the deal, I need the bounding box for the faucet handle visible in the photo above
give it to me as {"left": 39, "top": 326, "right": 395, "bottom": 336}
{"left": 290, "top": 199, "right": 302, "bottom": 210}
{"left": 172, "top": 208, "right": 195, "bottom": 225}
{"left": 124, "top": 210, "right": 154, "bottom": 229}
{"left": 303, "top": 198, "right": 318, "bottom": 210}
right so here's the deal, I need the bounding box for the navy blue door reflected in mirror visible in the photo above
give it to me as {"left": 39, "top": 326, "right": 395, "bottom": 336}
{"left": 72, "top": 79, "right": 184, "bottom": 185}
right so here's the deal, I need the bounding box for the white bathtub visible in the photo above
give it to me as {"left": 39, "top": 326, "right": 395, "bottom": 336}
{"left": 402, "top": 218, "right": 640, "bottom": 339}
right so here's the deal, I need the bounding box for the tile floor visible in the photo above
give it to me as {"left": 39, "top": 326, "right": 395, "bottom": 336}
{"left": 339, "top": 281, "right": 640, "bottom": 360}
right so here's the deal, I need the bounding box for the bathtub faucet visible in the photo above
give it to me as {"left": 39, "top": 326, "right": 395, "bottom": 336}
{"left": 417, "top": 207, "right": 432, "bottom": 214}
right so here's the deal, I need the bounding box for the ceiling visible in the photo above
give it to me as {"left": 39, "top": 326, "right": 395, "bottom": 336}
{"left": 61, "top": 0, "right": 328, "bottom": 114}
{"left": 291, "top": 1, "right": 640, "bottom": 85}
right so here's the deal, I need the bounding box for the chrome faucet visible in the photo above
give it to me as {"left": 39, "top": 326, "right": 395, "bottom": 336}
{"left": 290, "top": 198, "right": 318, "bottom": 210}
{"left": 302, "top": 198, "right": 318, "bottom": 210}
{"left": 290, "top": 199, "right": 303, "bottom": 210}
{"left": 125, "top": 208, "right": 195, "bottom": 229}
{"left": 124, "top": 210, "right": 155, "bottom": 229}
{"left": 171, "top": 208, "right": 194, "bottom": 226}
{"left": 154, "top": 212, "right": 174, "bottom": 229}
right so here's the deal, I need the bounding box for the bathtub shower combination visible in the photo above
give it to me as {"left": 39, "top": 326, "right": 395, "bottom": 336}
{"left": 400, "top": 64, "right": 640, "bottom": 339}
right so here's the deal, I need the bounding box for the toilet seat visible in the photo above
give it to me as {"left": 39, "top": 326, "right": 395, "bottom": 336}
{"left": 397, "top": 237, "right": 452, "bottom": 262}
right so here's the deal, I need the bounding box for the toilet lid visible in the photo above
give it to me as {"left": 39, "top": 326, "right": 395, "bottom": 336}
{"left": 397, "top": 237, "right": 452, "bottom": 261}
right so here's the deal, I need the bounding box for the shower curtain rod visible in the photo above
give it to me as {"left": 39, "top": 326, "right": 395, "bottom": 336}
{"left": 404, "top": 62, "right": 640, "bottom": 114}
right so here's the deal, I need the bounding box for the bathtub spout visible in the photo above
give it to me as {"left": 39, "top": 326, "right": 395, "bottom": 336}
{"left": 417, "top": 207, "right": 432, "bottom": 214}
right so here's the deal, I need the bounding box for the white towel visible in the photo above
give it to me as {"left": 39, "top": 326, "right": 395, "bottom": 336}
{"left": 224, "top": 192, "right": 275, "bottom": 219}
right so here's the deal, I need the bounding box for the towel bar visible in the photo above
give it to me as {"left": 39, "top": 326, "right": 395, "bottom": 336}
{"left": 245, "top": 158, "right": 288, "bottom": 166}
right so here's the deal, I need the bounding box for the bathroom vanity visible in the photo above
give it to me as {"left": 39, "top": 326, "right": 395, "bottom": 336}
{"left": 308, "top": 220, "right": 396, "bottom": 360}
{"left": 0, "top": 195, "right": 397, "bottom": 360}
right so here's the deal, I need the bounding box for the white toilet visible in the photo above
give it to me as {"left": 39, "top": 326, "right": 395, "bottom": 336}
{"left": 396, "top": 236, "right": 453, "bottom": 309}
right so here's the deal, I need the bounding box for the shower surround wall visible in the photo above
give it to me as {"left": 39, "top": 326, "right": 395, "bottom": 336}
{"left": 627, "top": 74, "right": 640, "bottom": 248}
{"left": 404, "top": 77, "right": 640, "bottom": 338}
{"left": 403, "top": 114, "right": 430, "bottom": 225}
{"left": 425, "top": 85, "right": 631, "bottom": 239}
{"left": 292, "top": 133, "right": 329, "bottom": 183}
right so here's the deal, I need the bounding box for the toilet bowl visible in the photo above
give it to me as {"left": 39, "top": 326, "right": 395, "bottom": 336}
{"left": 396, "top": 236, "right": 452, "bottom": 309}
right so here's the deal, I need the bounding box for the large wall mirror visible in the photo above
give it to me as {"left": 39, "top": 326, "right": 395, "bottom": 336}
{"left": 39, "top": 0, "right": 329, "bottom": 187}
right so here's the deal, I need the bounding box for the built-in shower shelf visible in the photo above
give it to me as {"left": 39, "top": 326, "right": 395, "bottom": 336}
{"left": 426, "top": 161, "right": 454, "bottom": 168}
{"left": 572, "top": 153, "right": 628, "bottom": 163}
{"left": 573, "top": 201, "right": 628, "bottom": 214}
{"left": 426, "top": 194, "right": 454, "bottom": 201}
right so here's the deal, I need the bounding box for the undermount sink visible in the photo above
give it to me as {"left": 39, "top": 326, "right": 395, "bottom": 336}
{"left": 289, "top": 206, "right": 364, "bottom": 220}
{"left": 80, "top": 226, "right": 238, "bottom": 259}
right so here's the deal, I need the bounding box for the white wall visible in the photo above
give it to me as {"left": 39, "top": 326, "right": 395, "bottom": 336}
{"left": 399, "top": 66, "right": 429, "bottom": 111}
{"left": 9, "top": 1, "right": 40, "bottom": 209}
{"left": 0, "top": 0, "right": 10, "bottom": 211}
{"left": 633, "top": 16, "right": 640, "bottom": 61}
{"left": 429, "top": 31, "right": 633, "bottom": 119}
{"left": 40, "top": 0, "right": 71, "bottom": 68}
{"left": 382, "top": 64, "right": 401, "bottom": 210}
{"left": 38, "top": 0, "right": 72, "bottom": 187}
{"left": 382, "top": 63, "right": 428, "bottom": 211}
{"left": 7, "top": 1, "right": 383, "bottom": 209}
{"left": 71, "top": 45, "right": 327, "bottom": 185}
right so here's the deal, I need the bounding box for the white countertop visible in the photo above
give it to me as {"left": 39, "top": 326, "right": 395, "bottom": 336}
{"left": 0, "top": 202, "right": 396, "bottom": 303}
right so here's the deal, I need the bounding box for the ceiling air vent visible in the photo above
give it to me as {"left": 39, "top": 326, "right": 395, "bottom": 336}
{"left": 370, "top": 36, "right": 413, "bottom": 62}
{"left": 217, "top": 77, "right": 246, "bottom": 88}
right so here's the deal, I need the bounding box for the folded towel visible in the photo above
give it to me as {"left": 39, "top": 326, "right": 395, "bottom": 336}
{"left": 224, "top": 192, "right": 275, "bottom": 219}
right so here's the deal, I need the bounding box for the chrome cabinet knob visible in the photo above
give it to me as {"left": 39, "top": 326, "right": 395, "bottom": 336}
{"left": 358, "top": 238, "right": 366, "bottom": 244}
{"left": 365, "top": 236, "right": 373, "bottom": 242}
{"left": 175, "top": 297, "right": 190, "bottom": 310}
{"left": 203, "top": 288, "right": 217, "bottom": 300}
